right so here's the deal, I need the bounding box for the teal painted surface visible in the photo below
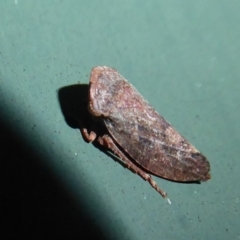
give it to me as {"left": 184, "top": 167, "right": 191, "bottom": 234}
{"left": 1, "top": 1, "right": 239, "bottom": 239}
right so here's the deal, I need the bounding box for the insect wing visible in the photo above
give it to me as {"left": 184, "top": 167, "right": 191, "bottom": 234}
{"left": 89, "top": 66, "right": 210, "bottom": 182}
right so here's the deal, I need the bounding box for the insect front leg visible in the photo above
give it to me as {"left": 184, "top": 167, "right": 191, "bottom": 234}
{"left": 80, "top": 127, "right": 97, "bottom": 143}
{"left": 98, "top": 135, "right": 168, "bottom": 198}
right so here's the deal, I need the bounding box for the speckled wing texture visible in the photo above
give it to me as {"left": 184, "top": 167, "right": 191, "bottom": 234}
{"left": 89, "top": 66, "right": 210, "bottom": 182}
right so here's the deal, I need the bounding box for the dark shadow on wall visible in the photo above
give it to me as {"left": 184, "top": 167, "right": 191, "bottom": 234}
{"left": 0, "top": 87, "right": 114, "bottom": 240}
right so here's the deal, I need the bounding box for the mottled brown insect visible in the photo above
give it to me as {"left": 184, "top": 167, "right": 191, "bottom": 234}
{"left": 81, "top": 66, "right": 211, "bottom": 199}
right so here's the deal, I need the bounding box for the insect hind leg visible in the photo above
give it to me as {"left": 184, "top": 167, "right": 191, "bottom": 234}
{"left": 98, "top": 134, "right": 168, "bottom": 198}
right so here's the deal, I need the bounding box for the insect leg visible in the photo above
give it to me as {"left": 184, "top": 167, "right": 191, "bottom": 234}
{"left": 98, "top": 135, "right": 167, "bottom": 198}
{"left": 80, "top": 128, "right": 97, "bottom": 143}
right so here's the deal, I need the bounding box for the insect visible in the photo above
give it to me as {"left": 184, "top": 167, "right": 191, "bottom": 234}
{"left": 80, "top": 66, "right": 211, "bottom": 200}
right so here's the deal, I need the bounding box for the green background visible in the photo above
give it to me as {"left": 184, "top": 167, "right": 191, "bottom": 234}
{"left": 1, "top": 1, "right": 239, "bottom": 239}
